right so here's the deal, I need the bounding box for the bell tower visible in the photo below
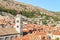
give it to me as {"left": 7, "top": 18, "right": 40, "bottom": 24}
{"left": 14, "top": 11, "right": 23, "bottom": 35}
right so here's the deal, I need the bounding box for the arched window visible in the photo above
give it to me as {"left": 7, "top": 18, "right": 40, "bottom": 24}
{"left": 5, "top": 37, "right": 9, "bottom": 40}
{"left": 10, "top": 36, "right": 14, "bottom": 40}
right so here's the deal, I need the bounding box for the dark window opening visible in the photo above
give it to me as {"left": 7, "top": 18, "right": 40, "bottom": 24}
{"left": 11, "top": 36, "right": 14, "bottom": 40}
{"left": 23, "top": 32, "right": 28, "bottom": 36}
{"left": 17, "top": 26, "right": 19, "bottom": 28}
{"left": 40, "top": 28, "right": 43, "bottom": 30}
{"left": 42, "top": 37, "right": 46, "bottom": 40}
{"left": 38, "top": 29, "right": 40, "bottom": 32}
{"left": 29, "top": 30, "right": 33, "bottom": 33}
{"left": 15, "top": 36, "right": 18, "bottom": 38}
{"left": 5, "top": 37, "right": 9, "bottom": 40}
{"left": 17, "top": 20, "right": 19, "bottom": 23}
{"left": 33, "top": 28, "right": 36, "bottom": 31}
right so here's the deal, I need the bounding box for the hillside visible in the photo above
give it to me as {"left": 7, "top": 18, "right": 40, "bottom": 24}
{"left": 0, "top": 0, "right": 60, "bottom": 25}
{"left": 0, "top": 0, "right": 56, "bottom": 16}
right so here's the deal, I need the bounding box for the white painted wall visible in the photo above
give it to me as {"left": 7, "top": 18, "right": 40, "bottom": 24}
{"left": 52, "top": 35, "right": 60, "bottom": 39}
{"left": 14, "top": 14, "right": 21, "bottom": 33}
{"left": 47, "top": 34, "right": 60, "bottom": 39}
{"left": 47, "top": 34, "right": 53, "bottom": 39}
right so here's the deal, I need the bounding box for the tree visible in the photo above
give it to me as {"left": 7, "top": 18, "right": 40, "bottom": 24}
{"left": 42, "top": 20, "right": 47, "bottom": 25}
{"left": 55, "top": 37, "right": 59, "bottom": 40}
{"left": 0, "top": 7, "right": 17, "bottom": 16}
{"left": 22, "top": 10, "right": 35, "bottom": 18}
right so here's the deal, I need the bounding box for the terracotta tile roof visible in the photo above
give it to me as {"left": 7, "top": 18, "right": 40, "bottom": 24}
{"left": 26, "top": 24, "right": 34, "bottom": 28}
{"left": 14, "top": 33, "right": 41, "bottom": 40}
{"left": 0, "top": 28, "right": 19, "bottom": 36}
{"left": 22, "top": 35, "right": 31, "bottom": 40}
{"left": 53, "top": 30, "right": 60, "bottom": 35}
{"left": 23, "top": 28, "right": 29, "bottom": 32}
{"left": 35, "top": 24, "right": 40, "bottom": 28}
{"left": 0, "top": 19, "right": 3, "bottom": 24}
{"left": 29, "top": 34, "right": 40, "bottom": 40}
{"left": 33, "top": 31, "right": 40, "bottom": 35}
{"left": 57, "top": 27, "right": 60, "bottom": 30}
{"left": 35, "top": 31, "right": 47, "bottom": 35}
{"left": 10, "top": 23, "right": 15, "bottom": 26}
{"left": 14, "top": 37, "right": 21, "bottom": 40}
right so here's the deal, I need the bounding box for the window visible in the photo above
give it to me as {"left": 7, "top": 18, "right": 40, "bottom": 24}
{"left": 48, "top": 36, "right": 51, "bottom": 39}
{"left": 42, "top": 37, "right": 46, "bottom": 40}
{"left": 5, "top": 37, "right": 9, "bottom": 40}
{"left": 17, "top": 20, "right": 19, "bottom": 23}
{"left": 15, "top": 36, "right": 17, "bottom": 38}
{"left": 10, "top": 36, "right": 14, "bottom": 40}
{"left": 17, "top": 26, "right": 19, "bottom": 28}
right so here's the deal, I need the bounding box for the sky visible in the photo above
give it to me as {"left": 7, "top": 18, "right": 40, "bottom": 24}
{"left": 16, "top": 0, "right": 60, "bottom": 11}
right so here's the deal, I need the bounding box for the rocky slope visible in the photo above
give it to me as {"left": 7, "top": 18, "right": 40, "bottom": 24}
{"left": 0, "top": 0, "right": 60, "bottom": 25}
{"left": 0, "top": 0, "right": 57, "bottom": 16}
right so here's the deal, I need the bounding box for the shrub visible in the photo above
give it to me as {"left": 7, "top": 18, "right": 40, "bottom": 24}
{"left": 0, "top": 7, "right": 17, "bottom": 16}
{"left": 55, "top": 37, "right": 59, "bottom": 40}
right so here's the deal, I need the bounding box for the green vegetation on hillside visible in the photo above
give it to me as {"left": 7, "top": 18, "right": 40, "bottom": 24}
{"left": 0, "top": 6, "right": 60, "bottom": 23}
{"left": 55, "top": 38, "right": 59, "bottom": 40}
{"left": 22, "top": 10, "right": 35, "bottom": 18}
{"left": 21, "top": 10, "right": 42, "bottom": 18}
{"left": 0, "top": 7, "right": 17, "bottom": 16}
